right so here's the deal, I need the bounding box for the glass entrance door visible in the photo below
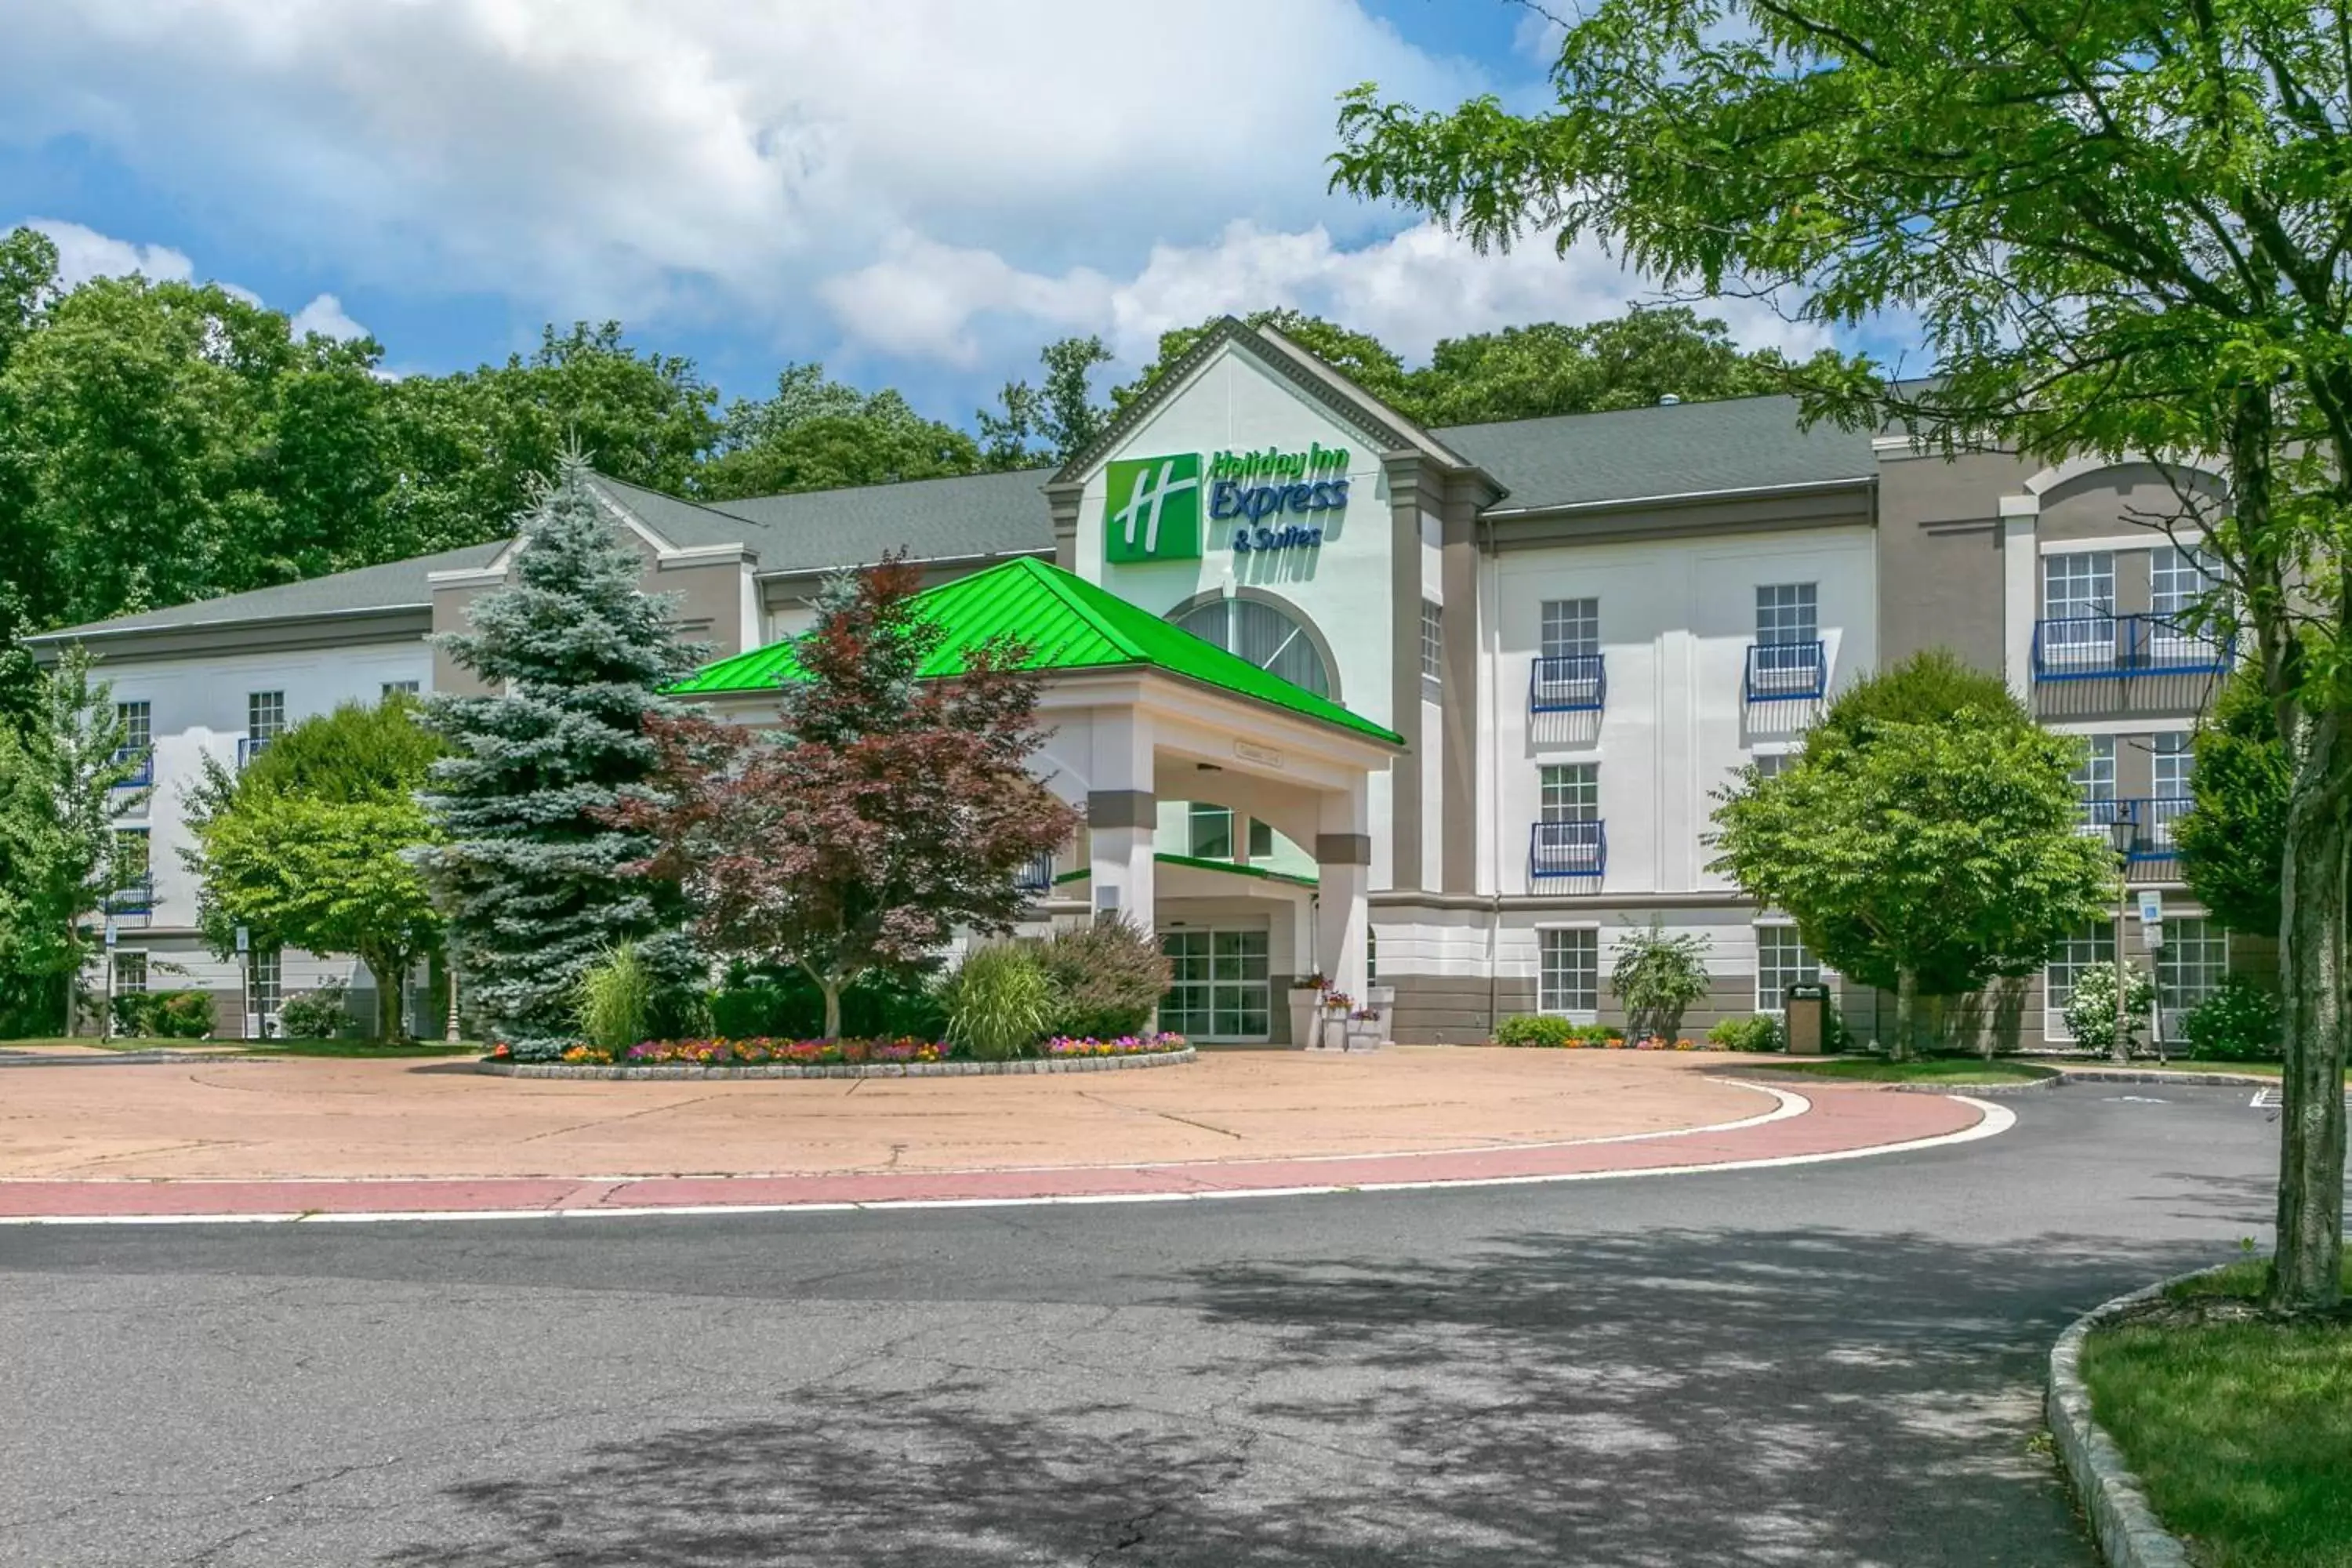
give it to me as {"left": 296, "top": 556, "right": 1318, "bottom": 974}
{"left": 1160, "top": 927, "right": 1271, "bottom": 1040}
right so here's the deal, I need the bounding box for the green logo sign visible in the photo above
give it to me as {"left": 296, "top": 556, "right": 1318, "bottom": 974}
{"left": 1104, "top": 454, "right": 1203, "bottom": 563}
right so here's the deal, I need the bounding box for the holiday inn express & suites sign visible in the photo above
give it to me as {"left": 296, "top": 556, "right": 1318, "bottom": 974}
{"left": 1105, "top": 444, "right": 1352, "bottom": 563}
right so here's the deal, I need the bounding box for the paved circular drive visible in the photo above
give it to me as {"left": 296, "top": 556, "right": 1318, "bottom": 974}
{"left": 0, "top": 1050, "right": 1998, "bottom": 1220}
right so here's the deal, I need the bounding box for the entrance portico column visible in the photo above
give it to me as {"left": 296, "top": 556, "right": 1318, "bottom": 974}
{"left": 1314, "top": 779, "right": 1373, "bottom": 1007}
{"left": 1086, "top": 710, "right": 1158, "bottom": 935}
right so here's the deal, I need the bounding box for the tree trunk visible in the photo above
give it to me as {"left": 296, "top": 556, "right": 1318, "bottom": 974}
{"left": 366, "top": 949, "right": 408, "bottom": 1043}
{"left": 2270, "top": 708, "right": 2350, "bottom": 1316}
{"left": 821, "top": 978, "right": 844, "bottom": 1041}
{"left": 1892, "top": 968, "right": 1917, "bottom": 1062}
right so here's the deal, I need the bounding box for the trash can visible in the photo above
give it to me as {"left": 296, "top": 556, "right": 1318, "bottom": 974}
{"left": 1784, "top": 982, "right": 1830, "bottom": 1057}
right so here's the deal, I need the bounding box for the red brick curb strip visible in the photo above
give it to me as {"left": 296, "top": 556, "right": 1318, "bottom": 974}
{"left": 0, "top": 1085, "right": 2006, "bottom": 1222}
{"left": 478, "top": 1047, "right": 1196, "bottom": 1080}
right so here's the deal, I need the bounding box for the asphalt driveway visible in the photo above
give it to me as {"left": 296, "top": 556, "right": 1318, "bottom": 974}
{"left": 0, "top": 1081, "right": 2292, "bottom": 1566}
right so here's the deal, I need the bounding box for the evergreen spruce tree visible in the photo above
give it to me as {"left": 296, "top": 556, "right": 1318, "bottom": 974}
{"left": 418, "top": 454, "right": 700, "bottom": 1057}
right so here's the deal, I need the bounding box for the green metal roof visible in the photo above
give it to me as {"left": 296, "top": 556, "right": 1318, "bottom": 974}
{"left": 670, "top": 557, "right": 1402, "bottom": 746}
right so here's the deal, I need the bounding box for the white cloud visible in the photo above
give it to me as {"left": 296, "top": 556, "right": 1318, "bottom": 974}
{"left": 823, "top": 218, "right": 1832, "bottom": 371}
{"left": 1, "top": 3, "right": 1867, "bottom": 393}
{"left": 25, "top": 217, "right": 194, "bottom": 289}
{"left": 289, "top": 292, "right": 369, "bottom": 341}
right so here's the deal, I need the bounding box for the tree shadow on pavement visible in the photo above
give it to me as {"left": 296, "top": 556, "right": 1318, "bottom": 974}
{"left": 379, "top": 1221, "right": 2234, "bottom": 1567}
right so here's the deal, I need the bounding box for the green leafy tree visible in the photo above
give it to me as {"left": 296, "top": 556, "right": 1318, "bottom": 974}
{"left": 418, "top": 454, "right": 702, "bottom": 1057}
{"left": 698, "top": 363, "right": 982, "bottom": 499}
{"left": 0, "top": 650, "right": 145, "bottom": 1033}
{"left": 1329, "top": 0, "right": 2352, "bottom": 1309}
{"left": 2176, "top": 665, "right": 2294, "bottom": 939}
{"left": 1112, "top": 310, "right": 1412, "bottom": 413}
{"left": 1713, "top": 710, "right": 2113, "bottom": 1059}
{"left": 1609, "top": 921, "right": 1712, "bottom": 1042}
{"left": 182, "top": 696, "right": 446, "bottom": 1041}
{"left": 1408, "top": 308, "right": 1856, "bottom": 426}
{"left": 978, "top": 336, "right": 1114, "bottom": 467}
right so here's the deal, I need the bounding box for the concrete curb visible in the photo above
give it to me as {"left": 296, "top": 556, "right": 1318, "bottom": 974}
{"left": 2046, "top": 1268, "right": 2219, "bottom": 1568}
{"left": 1714, "top": 1065, "right": 2063, "bottom": 1096}
{"left": 478, "top": 1047, "right": 1198, "bottom": 1080}
{"left": 2053, "top": 1067, "right": 2279, "bottom": 1088}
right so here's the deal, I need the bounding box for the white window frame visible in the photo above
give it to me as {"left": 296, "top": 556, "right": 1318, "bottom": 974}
{"left": 1537, "top": 925, "right": 1599, "bottom": 1017}
{"left": 1755, "top": 923, "right": 1820, "bottom": 1014}
{"left": 1419, "top": 599, "right": 1443, "bottom": 682}
{"left": 2044, "top": 923, "right": 2118, "bottom": 1043}
{"left": 381, "top": 680, "right": 421, "bottom": 698}
{"left": 2155, "top": 919, "right": 2228, "bottom": 1040}
{"left": 1538, "top": 763, "right": 1599, "bottom": 824}
{"left": 112, "top": 950, "right": 149, "bottom": 995}
{"left": 1540, "top": 597, "right": 1600, "bottom": 660}
{"left": 2043, "top": 553, "right": 2116, "bottom": 664}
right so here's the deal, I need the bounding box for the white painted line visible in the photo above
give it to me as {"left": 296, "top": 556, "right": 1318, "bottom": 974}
{"left": 0, "top": 1092, "right": 2013, "bottom": 1227}
{"left": 0, "top": 1081, "right": 1807, "bottom": 1187}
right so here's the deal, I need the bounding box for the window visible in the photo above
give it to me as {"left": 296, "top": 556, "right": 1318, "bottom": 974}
{"left": 2072, "top": 735, "right": 2117, "bottom": 824}
{"left": 1419, "top": 599, "right": 1443, "bottom": 681}
{"left": 1169, "top": 597, "right": 1331, "bottom": 697}
{"left": 2157, "top": 918, "right": 2228, "bottom": 1038}
{"left": 381, "top": 680, "right": 421, "bottom": 698}
{"left": 115, "top": 700, "right": 151, "bottom": 755}
{"left": 2045, "top": 923, "right": 2117, "bottom": 1040}
{"left": 1541, "top": 598, "right": 1599, "bottom": 659}
{"left": 1247, "top": 818, "right": 1273, "bottom": 858}
{"left": 114, "top": 953, "right": 147, "bottom": 994}
{"left": 2043, "top": 554, "right": 2115, "bottom": 662}
{"left": 1539, "top": 764, "right": 1599, "bottom": 823}
{"left": 248, "top": 949, "right": 281, "bottom": 1022}
{"left": 112, "top": 826, "right": 150, "bottom": 886}
{"left": 1756, "top": 583, "right": 1819, "bottom": 645}
{"left": 1366, "top": 927, "right": 1377, "bottom": 985}
{"left": 1188, "top": 803, "right": 1233, "bottom": 861}
{"left": 1538, "top": 928, "right": 1599, "bottom": 1014}
{"left": 2150, "top": 546, "right": 2218, "bottom": 620}
{"left": 1160, "top": 928, "right": 1269, "bottom": 1039}
{"left": 1751, "top": 751, "right": 1792, "bottom": 782}
{"left": 248, "top": 691, "right": 286, "bottom": 754}
{"left": 2152, "top": 731, "right": 2192, "bottom": 800}
{"left": 1756, "top": 925, "right": 1820, "bottom": 1014}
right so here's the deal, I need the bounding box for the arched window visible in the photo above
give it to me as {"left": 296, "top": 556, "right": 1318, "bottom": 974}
{"left": 1170, "top": 596, "right": 1333, "bottom": 698}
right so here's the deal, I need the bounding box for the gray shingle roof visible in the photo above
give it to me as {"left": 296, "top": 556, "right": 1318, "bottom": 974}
{"left": 30, "top": 394, "right": 1878, "bottom": 644}
{"left": 29, "top": 541, "right": 507, "bottom": 641}
{"left": 699, "top": 466, "right": 1055, "bottom": 575}
{"left": 1435, "top": 394, "right": 1875, "bottom": 514}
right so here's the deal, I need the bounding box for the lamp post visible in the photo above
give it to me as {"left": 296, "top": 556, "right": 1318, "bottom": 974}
{"left": 2107, "top": 812, "right": 2136, "bottom": 1065}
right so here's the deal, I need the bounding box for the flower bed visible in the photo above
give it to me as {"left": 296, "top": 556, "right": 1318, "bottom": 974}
{"left": 480, "top": 1033, "right": 1191, "bottom": 1075}
{"left": 1490, "top": 1015, "right": 1700, "bottom": 1051}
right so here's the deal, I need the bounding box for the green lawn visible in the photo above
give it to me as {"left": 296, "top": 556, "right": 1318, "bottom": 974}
{"left": 5, "top": 1036, "right": 481, "bottom": 1058}
{"left": 2032, "top": 1057, "right": 2285, "bottom": 1078}
{"left": 2081, "top": 1261, "right": 2352, "bottom": 1567}
{"left": 1743, "top": 1055, "right": 2058, "bottom": 1085}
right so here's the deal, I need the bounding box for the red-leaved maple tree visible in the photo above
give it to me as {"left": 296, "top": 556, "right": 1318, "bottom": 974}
{"left": 616, "top": 555, "right": 1080, "bottom": 1038}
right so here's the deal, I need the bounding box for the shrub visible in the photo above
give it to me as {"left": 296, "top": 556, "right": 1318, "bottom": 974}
{"left": 110, "top": 992, "right": 158, "bottom": 1037}
{"left": 2062, "top": 960, "right": 2158, "bottom": 1054}
{"left": 1495, "top": 1013, "right": 1581, "bottom": 1047}
{"left": 942, "top": 944, "right": 1054, "bottom": 1061}
{"left": 1610, "top": 922, "right": 1713, "bottom": 1042}
{"left": 278, "top": 982, "right": 352, "bottom": 1040}
{"left": 705, "top": 964, "right": 946, "bottom": 1041}
{"left": 153, "top": 989, "right": 214, "bottom": 1039}
{"left": 2183, "top": 975, "right": 2281, "bottom": 1062}
{"left": 1038, "top": 914, "right": 1170, "bottom": 1040}
{"left": 576, "top": 941, "right": 655, "bottom": 1055}
{"left": 1707, "top": 1014, "right": 1783, "bottom": 1052}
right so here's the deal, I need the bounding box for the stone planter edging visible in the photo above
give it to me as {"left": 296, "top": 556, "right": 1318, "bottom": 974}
{"left": 2053, "top": 1067, "right": 2279, "bottom": 1087}
{"left": 2045, "top": 1267, "right": 2220, "bottom": 1568}
{"left": 477, "top": 1047, "right": 1196, "bottom": 1080}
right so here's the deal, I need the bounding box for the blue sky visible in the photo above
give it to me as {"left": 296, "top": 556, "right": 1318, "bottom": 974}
{"left": 0, "top": 2, "right": 1868, "bottom": 428}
